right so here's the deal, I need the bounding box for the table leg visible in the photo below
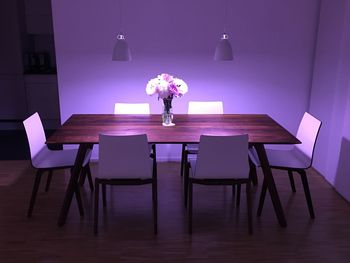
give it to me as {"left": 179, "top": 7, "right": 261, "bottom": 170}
{"left": 254, "top": 144, "right": 287, "bottom": 227}
{"left": 57, "top": 143, "right": 93, "bottom": 227}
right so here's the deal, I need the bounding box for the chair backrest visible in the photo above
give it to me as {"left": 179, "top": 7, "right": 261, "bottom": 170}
{"left": 195, "top": 134, "right": 249, "bottom": 179}
{"left": 98, "top": 134, "right": 152, "bottom": 179}
{"left": 114, "top": 103, "right": 150, "bottom": 114}
{"left": 188, "top": 101, "right": 224, "bottom": 114}
{"left": 295, "top": 112, "right": 322, "bottom": 161}
{"left": 23, "top": 112, "right": 48, "bottom": 161}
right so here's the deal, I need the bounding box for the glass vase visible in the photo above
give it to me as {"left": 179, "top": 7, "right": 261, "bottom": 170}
{"left": 162, "top": 97, "right": 174, "bottom": 126}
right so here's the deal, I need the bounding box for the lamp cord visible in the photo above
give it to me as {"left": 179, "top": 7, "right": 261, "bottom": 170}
{"left": 118, "top": 0, "right": 123, "bottom": 33}
{"left": 224, "top": 0, "right": 229, "bottom": 33}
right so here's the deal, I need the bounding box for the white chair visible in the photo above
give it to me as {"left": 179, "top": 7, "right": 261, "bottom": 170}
{"left": 250, "top": 112, "right": 322, "bottom": 218}
{"left": 23, "top": 112, "right": 92, "bottom": 218}
{"left": 114, "top": 103, "right": 150, "bottom": 115}
{"left": 94, "top": 134, "right": 157, "bottom": 235}
{"left": 114, "top": 102, "right": 154, "bottom": 151}
{"left": 112, "top": 102, "right": 155, "bottom": 197}
{"left": 187, "top": 101, "right": 224, "bottom": 115}
{"left": 185, "top": 134, "right": 252, "bottom": 234}
{"left": 180, "top": 101, "right": 224, "bottom": 177}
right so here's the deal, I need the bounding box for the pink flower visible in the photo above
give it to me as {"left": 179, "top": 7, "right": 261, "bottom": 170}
{"left": 168, "top": 83, "right": 180, "bottom": 97}
{"left": 162, "top": 73, "right": 173, "bottom": 83}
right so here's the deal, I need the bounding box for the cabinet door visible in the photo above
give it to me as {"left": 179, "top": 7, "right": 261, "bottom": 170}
{"left": 0, "top": 76, "right": 27, "bottom": 120}
{"left": 24, "top": 0, "right": 53, "bottom": 34}
{"left": 0, "top": 1, "right": 27, "bottom": 121}
{"left": 25, "top": 75, "right": 60, "bottom": 127}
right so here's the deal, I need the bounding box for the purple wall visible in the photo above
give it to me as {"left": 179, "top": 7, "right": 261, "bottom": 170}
{"left": 309, "top": 0, "right": 350, "bottom": 201}
{"left": 52, "top": 0, "right": 320, "bottom": 160}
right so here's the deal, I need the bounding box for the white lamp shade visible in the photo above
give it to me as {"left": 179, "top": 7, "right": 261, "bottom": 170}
{"left": 112, "top": 34, "right": 131, "bottom": 61}
{"left": 214, "top": 34, "right": 233, "bottom": 61}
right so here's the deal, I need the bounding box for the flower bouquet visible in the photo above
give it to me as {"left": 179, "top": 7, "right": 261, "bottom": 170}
{"left": 146, "top": 73, "right": 188, "bottom": 126}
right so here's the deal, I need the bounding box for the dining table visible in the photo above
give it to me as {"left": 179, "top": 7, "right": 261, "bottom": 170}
{"left": 46, "top": 114, "right": 300, "bottom": 228}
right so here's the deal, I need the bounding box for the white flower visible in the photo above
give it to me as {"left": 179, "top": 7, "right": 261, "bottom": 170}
{"left": 146, "top": 73, "right": 188, "bottom": 99}
{"left": 146, "top": 78, "right": 158, "bottom": 95}
{"left": 157, "top": 80, "right": 170, "bottom": 98}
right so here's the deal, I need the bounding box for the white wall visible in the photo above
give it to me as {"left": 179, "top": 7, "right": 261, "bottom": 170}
{"left": 309, "top": 0, "right": 350, "bottom": 201}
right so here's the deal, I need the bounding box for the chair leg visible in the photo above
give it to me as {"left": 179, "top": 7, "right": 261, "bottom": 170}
{"left": 152, "top": 180, "right": 158, "bottom": 235}
{"left": 74, "top": 185, "right": 84, "bottom": 217}
{"left": 188, "top": 180, "right": 193, "bottom": 234}
{"left": 151, "top": 144, "right": 157, "bottom": 160}
{"left": 232, "top": 184, "right": 236, "bottom": 200}
{"left": 249, "top": 158, "right": 258, "bottom": 186}
{"left": 27, "top": 169, "right": 44, "bottom": 218}
{"left": 184, "top": 162, "right": 189, "bottom": 207}
{"left": 45, "top": 170, "right": 53, "bottom": 192}
{"left": 288, "top": 170, "right": 296, "bottom": 193}
{"left": 298, "top": 170, "right": 315, "bottom": 219}
{"left": 78, "top": 167, "right": 87, "bottom": 187}
{"left": 257, "top": 178, "right": 267, "bottom": 217}
{"left": 152, "top": 154, "right": 158, "bottom": 234}
{"left": 246, "top": 181, "right": 253, "bottom": 234}
{"left": 180, "top": 143, "right": 186, "bottom": 177}
{"left": 94, "top": 180, "right": 99, "bottom": 235}
{"left": 102, "top": 184, "right": 107, "bottom": 207}
{"left": 86, "top": 165, "right": 94, "bottom": 192}
{"left": 153, "top": 144, "right": 157, "bottom": 154}
{"left": 153, "top": 153, "right": 158, "bottom": 174}
{"left": 236, "top": 184, "right": 241, "bottom": 207}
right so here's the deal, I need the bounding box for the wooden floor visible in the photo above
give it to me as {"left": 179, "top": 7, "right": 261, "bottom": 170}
{"left": 0, "top": 160, "right": 350, "bottom": 262}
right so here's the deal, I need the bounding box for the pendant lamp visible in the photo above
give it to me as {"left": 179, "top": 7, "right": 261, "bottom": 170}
{"left": 214, "top": 33, "right": 233, "bottom": 61}
{"left": 112, "top": 33, "right": 131, "bottom": 61}
{"left": 214, "top": 0, "right": 233, "bottom": 61}
{"left": 112, "top": 0, "right": 131, "bottom": 61}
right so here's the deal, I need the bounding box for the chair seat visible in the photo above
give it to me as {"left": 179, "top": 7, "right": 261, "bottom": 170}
{"left": 189, "top": 159, "right": 249, "bottom": 179}
{"left": 186, "top": 144, "right": 198, "bottom": 153}
{"left": 33, "top": 147, "right": 92, "bottom": 169}
{"left": 97, "top": 159, "right": 154, "bottom": 180}
{"left": 249, "top": 147, "right": 311, "bottom": 170}
{"left": 32, "top": 148, "right": 78, "bottom": 169}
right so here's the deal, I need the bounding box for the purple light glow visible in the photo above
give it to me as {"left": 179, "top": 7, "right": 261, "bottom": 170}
{"left": 52, "top": 0, "right": 319, "bottom": 162}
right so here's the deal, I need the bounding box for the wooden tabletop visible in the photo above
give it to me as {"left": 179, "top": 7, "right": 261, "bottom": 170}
{"left": 47, "top": 114, "right": 300, "bottom": 145}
